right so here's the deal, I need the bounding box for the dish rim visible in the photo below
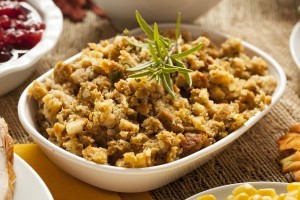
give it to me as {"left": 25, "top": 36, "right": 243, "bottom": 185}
{"left": 290, "top": 21, "right": 300, "bottom": 69}
{"left": 18, "top": 23, "right": 286, "bottom": 174}
{"left": 185, "top": 181, "right": 288, "bottom": 200}
{"left": 14, "top": 154, "right": 53, "bottom": 200}
{"left": 0, "top": 0, "right": 63, "bottom": 77}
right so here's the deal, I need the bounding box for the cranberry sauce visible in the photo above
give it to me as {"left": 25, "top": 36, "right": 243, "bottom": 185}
{"left": 0, "top": 1, "right": 45, "bottom": 63}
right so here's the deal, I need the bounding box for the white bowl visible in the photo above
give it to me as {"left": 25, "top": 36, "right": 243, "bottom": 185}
{"left": 186, "top": 182, "right": 288, "bottom": 200}
{"left": 18, "top": 24, "right": 286, "bottom": 193}
{"left": 290, "top": 21, "right": 300, "bottom": 69}
{"left": 0, "top": 0, "right": 63, "bottom": 96}
{"left": 93, "top": 0, "right": 221, "bottom": 29}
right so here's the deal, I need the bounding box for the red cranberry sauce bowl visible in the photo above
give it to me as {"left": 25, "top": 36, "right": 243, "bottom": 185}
{"left": 0, "top": 1, "right": 45, "bottom": 63}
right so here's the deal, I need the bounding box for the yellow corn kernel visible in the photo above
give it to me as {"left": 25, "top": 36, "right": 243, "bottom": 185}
{"left": 273, "top": 194, "right": 286, "bottom": 200}
{"left": 198, "top": 183, "right": 300, "bottom": 200}
{"left": 287, "top": 183, "right": 300, "bottom": 192}
{"left": 248, "top": 194, "right": 262, "bottom": 200}
{"left": 283, "top": 196, "right": 297, "bottom": 200}
{"left": 258, "top": 189, "right": 276, "bottom": 197}
{"left": 234, "top": 193, "right": 249, "bottom": 200}
{"left": 227, "top": 195, "right": 235, "bottom": 200}
{"left": 261, "top": 196, "right": 273, "bottom": 200}
{"left": 285, "top": 190, "right": 298, "bottom": 198}
{"left": 233, "top": 184, "right": 258, "bottom": 196}
{"left": 196, "top": 194, "right": 217, "bottom": 200}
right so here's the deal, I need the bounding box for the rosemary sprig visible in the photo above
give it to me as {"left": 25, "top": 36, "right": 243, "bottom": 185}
{"left": 127, "top": 11, "right": 204, "bottom": 97}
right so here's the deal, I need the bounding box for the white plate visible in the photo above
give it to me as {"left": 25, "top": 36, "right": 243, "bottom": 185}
{"left": 18, "top": 24, "right": 286, "bottom": 192}
{"left": 13, "top": 154, "right": 53, "bottom": 200}
{"left": 186, "top": 182, "right": 288, "bottom": 200}
{"left": 290, "top": 22, "right": 300, "bottom": 69}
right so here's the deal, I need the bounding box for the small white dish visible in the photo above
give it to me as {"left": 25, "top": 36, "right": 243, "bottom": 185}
{"left": 186, "top": 182, "right": 288, "bottom": 200}
{"left": 18, "top": 24, "right": 286, "bottom": 193}
{"left": 0, "top": 0, "right": 63, "bottom": 96}
{"left": 93, "top": 0, "right": 222, "bottom": 29}
{"left": 290, "top": 21, "right": 300, "bottom": 69}
{"left": 14, "top": 154, "right": 53, "bottom": 200}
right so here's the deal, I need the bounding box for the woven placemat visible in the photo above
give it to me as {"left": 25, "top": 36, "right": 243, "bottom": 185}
{"left": 0, "top": 0, "right": 299, "bottom": 199}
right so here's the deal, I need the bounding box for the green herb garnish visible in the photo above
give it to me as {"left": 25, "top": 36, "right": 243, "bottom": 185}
{"left": 127, "top": 11, "right": 204, "bottom": 97}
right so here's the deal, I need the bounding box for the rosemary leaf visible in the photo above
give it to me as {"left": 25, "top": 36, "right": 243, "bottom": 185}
{"left": 128, "top": 69, "right": 154, "bottom": 78}
{"left": 177, "top": 36, "right": 182, "bottom": 54}
{"left": 126, "top": 11, "right": 203, "bottom": 97}
{"left": 158, "top": 39, "right": 167, "bottom": 58}
{"left": 135, "top": 11, "right": 171, "bottom": 49}
{"left": 155, "top": 74, "right": 160, "bottom": 83}
{"left": 160, "top": 37, "right": 171, "bottom": 48}
{"left": 168, "top": 57, "right": 173, "bottom": 65}
{"left": 125, "top": 37, "right": 148, "bottom": 48}
{"left": 161, "top": 73, "right": 175, "bottom": 97}
{"left": 172, "top": 58, "right": 186, "bottom": 68}
{"left": 154, "top": 23, "right": 159, "bottom": 42}
{"left": 148, "top": 43, "right": 159, "bottom": 63}
{"left": 154, "top": 68, "right": 163, "bottom": 75}
{"left": 153, "top": 23, "right": 163, "bottom": 58}
{"left": 171, "top": 43, "right": 204, "bottom": 59}
{"left": 162, "top": 67, "right": 178, "bottom": 73}
{"left": 148, "top": 74, "right": 156, "bottom": 81}
{"left": 136, "top": 11, "right": 154, "bottom": 40}
{"left": 127, "top": 61, "right": 155, "bottom": 72}
{"left": 175, "top": 12, "right": 181, "bottom": 40}
{"left": 165, "top": 73, "right": 174, "bottom": 92}
{"left": 177, "top": 67, "right": 193, "bottom": 73}
{"left": 183, "top": 73, "right": 192, "bottom": 87}
{"left": 164, "top": 63, "right": 178, "bottom": 69}
{"left": 164, "top": 64, "right": 193, "bottom": 73}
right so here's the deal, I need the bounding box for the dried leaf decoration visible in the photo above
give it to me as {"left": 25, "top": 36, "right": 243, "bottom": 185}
{"left": 53, "top": 0, "right": 106, "bottom": 21}
{"left": 278, "top": 125, "right": 300, "bottom": 181}
{"left": 279, "top": 134, "right": 300, "bottom": 152}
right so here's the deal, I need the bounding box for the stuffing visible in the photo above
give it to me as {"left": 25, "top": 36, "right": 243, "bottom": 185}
{"left": 29, "top": 34, "right": 276, "bottom": 167}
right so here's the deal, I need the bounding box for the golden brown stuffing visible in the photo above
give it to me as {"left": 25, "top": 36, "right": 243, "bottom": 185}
{"left": 29, "top": 33, "right": 276, "bottom": 168}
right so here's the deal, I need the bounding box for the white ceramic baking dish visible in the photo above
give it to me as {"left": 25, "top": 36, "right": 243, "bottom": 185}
{"left": 18, "top": 24, "right": 286, "bottom": 193}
